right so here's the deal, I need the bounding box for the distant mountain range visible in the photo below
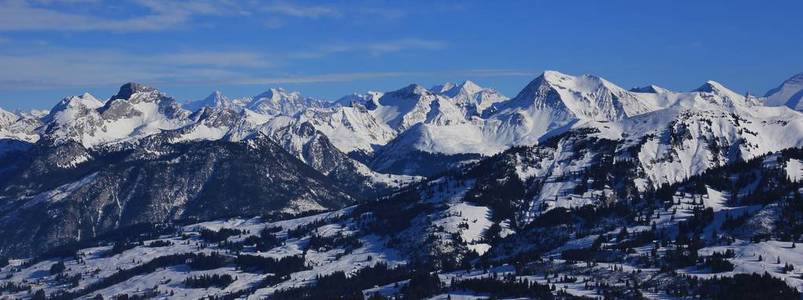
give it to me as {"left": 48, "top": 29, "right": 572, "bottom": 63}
{"left": 0, "top": 71, "right": 802, "bottom": 299}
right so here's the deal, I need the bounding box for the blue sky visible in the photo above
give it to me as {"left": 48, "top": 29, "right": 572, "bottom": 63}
{"left": 1, "top": 0, "right": 802, "bottom": 110}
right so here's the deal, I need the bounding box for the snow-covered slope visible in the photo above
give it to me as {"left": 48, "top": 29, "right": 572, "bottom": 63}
{"left": 5, "top": 70, "right": 803, "bottom": 181}
{"left": 764, "top": 73, "right": 803, "bottom": 111}
{"left": 0, "top": 108, "right": 42, "bottom": 148}
{"left": 258, "top": 115, "right": 418, "bottom": 195}
{"left": 358, "top": 83, "right": 501, "bottom": 166}
{"left": 367, "top": 84, "right": 470, "bottom": 132}
{"left": 297, "top": 106, "right": 396, "bottom": 154}
{"left": 0, "top": 107, "right": 17, "bottom": 126}
{"left": 583, "top": 81, "right": 803, "bottom": 187}
{"left": 0, "top": 108, "right": 40, "bottom": 143}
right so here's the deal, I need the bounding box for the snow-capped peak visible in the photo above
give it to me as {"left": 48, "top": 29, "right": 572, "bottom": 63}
{"left": 440, "top": 80, "right": 483, "bottom": 97}
{"left": 110, "top": 82, "right": 157, "bottom": 101}
{"left": 691, "top": 80, "right": 748, "bottom": 107}
{"left": 335, "top": 91, "right": 383, "bottom": 107}
{"left": 44, "top": 93, "right": 104, "bottom": 122}
{"left": 764, "top": 72, "right": 803, "bottom": 111}
{"left": 248, "top": 88, "right": 324, "bottom": 116}
{"left": 430, "top": 82, "right": 457, "bottom": 94}
{"left": 500, "top": 70, "right": 655, "bottom": 120}
{"left": 694, "top": 80, "right": 730, "bottom": 93}
{"left": 184, "top": 90, "right": 234, "bottom": 112}
{"left": 394, "top": 84, "right": 431, "bottom": 97}
{"left": 367, "top": 83, "right": 469, "bottom": 132}
{"left": 541, "top": 69, "right": 570, "bottom": 81}
{"left": 205, "top": 90, "right": 227, "bottom": 105}
{"left": 253, "top": 88, "right": 300, "bottom": 103}
{"left": 458, "top": 80, "right": 483, "bottom": 94}
{"left": 433, "top": 80, "right": 508, "bottom": 116}
{"left": 630, "top": 85, "right": 670, "bottom": 94}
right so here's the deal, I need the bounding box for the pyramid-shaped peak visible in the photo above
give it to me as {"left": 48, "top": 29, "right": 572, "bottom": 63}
{"left": 255, "top": 88, "right": 301, "bottom": 101}
{"left": 208, "top": 90, "right": 225, "bottom": 99}
{"left": 458, "top": 80, "right": 483, "bottom": 93}
{"left": 694, "top": 80, "right": 731, "bottom": 94}
{"left": 185, "top": 91, "right": 232, "bottom": 112}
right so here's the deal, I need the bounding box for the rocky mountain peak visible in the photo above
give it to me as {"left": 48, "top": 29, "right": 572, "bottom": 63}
{"left": 110, "top": 82, "right": 158, "bottom": 101}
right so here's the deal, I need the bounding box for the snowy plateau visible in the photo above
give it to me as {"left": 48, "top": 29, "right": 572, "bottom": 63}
{"left": 0, "top": 71, "right": 803, "bottom": 299}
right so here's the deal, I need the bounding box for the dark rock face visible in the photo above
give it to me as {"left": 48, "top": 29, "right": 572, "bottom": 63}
{"left": 0, "top": 133, "right": 352, "bottom": 257}
{"left": 110, "top": 82, "right": 156, "bottom": 101}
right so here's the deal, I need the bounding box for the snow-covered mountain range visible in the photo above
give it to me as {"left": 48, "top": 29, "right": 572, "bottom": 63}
{"left": 1, "top": 70, "right": 802, "bottom": 182}
{"left": 1, "top": 71, "right": 803, "bottom": 299}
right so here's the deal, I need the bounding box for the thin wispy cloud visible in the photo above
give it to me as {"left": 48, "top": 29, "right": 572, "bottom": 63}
{"left": 0, "top": 0, "right": 349, "bottom": 31}
{"left": 260, "top": 1, "right": 340, "bottom": 18}
{"left": 0, "top": 43, "right": 531, "bottom": 90}
{"left": 0, "top": 49, "right": 273, "bottom": 89}
{"left": 232, "top": 72, "right": 411, "bottom": 85}
{"left": 0, "top": 0, "right": 186, "bottom": 31}
{"left": 233, "top": 69, "right": 535, "bottom": 85}
{"left": 462, "top": 69, "right": 538, "bottom": 77}
{"left": 293, "top": 38, "right": 448, "bottom": 59}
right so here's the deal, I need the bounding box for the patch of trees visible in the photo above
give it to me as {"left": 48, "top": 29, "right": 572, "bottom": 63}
{"left": 450, "top": 274, "right": 554, "bottom": 299}
{"left": 187, "top": 252, "right": 229, "bottom": 270}
{"left": 307, "top": 232, "right": 362, "bottom": 253}
{"left": 106, "top": 241, "right": 141, "bottom": 257}
{"left": 234, "top": 254, "right": 307, "bottom": 275}
{"left": 199, "top": 228, "right": 244, "bottom": 243}
{"left": 400, "top": 270, "right": 442, "bottom": 299}
{"left": 183, "top": 274, "right": 234, "bottom": 289}
{"left": 777, "top": 190, "right": 803, "bottom": 240}
{"left": 463, "top": 153, "right": 527, "bottom": 222}
{"left": 237, "top": 230, "right": 282, "bottom": 252}
{"left": 49, "top": 261, "right": 66, "bottom": 274}
{"left": 0, "top": 281, "right": 30, "bottom": 293}
{"left": 677, "top": 207, "right": 714, "bottom": 240}
{"left": 358, "top": 190, "right": 431, "bottom": 235}
{"left": 146, "top": 240, "right": 173, "bottom": 247}
{"left": 720, "top": 212, "right": 751, "bottom": 231}
{"left": 700, "top": 250, "right": 735, "bottom": 272}
{"left": 110, "top": 290, "right": 159, "bottom": 300}
{"left": 528, "top": 203, "right": 634, "bottom": 228}
{"left": 271, "top": 263, "right": 410, "bottom": 300}
{"left": 286, "top": 219, "right": 330, "bottom": 239}
{"left": 697, "top": 272, "right": 799, "bottom": 299}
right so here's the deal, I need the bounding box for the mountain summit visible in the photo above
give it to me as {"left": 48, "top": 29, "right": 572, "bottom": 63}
{"left": 765, "top": 73, "right": 803, "bottom": 110}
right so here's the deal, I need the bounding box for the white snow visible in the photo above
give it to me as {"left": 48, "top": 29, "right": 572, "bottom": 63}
{"left": 786, "top": 159, "right": 803, "bottom": 182}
